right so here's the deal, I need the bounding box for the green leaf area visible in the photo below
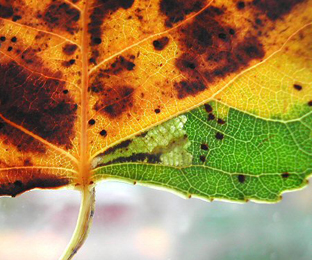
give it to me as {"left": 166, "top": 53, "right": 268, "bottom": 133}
{"left": 92, "top": 102, "right": 312, "bottom": 203}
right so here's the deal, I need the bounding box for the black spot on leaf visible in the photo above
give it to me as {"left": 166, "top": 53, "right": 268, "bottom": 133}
{"left": 88, "top": 119, "right": 96, "bottom": 125}
{"left": 238, "top": 174, "right": 245, "bottom": 183}
{"left": 204, "top": 104, "right": 213, "bottom": 113}
{"left": 208, "top": 113, "right": 215, "bottom": 121}
{"left": 215, "top": 132, "right": 224, "bottom": 140}
{"left": 100, "top": 130, "right": 107, "bottom": 137}
{"left": 293, "top": 84, "right": 302, "bottom": 91}
{"left": 201, "top": 144, "right": 208, "bottom": 150}
{"left": 282, "top": 172, "right": 290, "bottom": 178}
{"left": 153, "top": 37, "right": 170, "bottom": 51}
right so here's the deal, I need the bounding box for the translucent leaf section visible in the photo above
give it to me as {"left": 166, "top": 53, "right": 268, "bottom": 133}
{"left": 92, "top": 102, "right": 312, "bottom": 202}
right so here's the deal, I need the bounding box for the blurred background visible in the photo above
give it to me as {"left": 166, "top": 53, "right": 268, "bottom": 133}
{"left": 0, "top": 181, "right": 311, "bottom": 260}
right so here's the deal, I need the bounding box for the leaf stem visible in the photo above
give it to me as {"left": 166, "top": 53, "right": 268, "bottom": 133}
{"left": 59, "top": 186, "right": 95, "bottom": 260}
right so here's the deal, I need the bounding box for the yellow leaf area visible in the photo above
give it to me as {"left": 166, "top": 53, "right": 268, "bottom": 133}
{"left": 0, "top": 0, "right": 311, "bottom": 197}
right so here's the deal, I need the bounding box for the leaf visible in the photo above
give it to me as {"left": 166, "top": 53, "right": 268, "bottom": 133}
{"left": 0, "top": 0, "right": 311, "bottom": 258}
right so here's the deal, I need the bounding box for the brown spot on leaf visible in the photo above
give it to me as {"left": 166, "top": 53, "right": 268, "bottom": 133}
{"left": 23, "top": 158, "right": 33, "bottom": 166}
{"left": 0, "top": 61, "right": 77, "bottom": 150}
{"left": 308, "top": 101, "right": 312, "bottom": 106}
{"left": 42, "top": 1, "right": 80, "bottom": 34}
{"left": 62, "top": 44, "right": 78, "bottom": 56}
{"left": 93, "top": 86, "right": 135, "bottom": 119}
{"left": 21, "top": 48, "right": 42, "bottom": 65}
{"left": 153, "top": 37, "right": 169, "bottom": 51}
{"left": 103, "top": 56, "right": 135, "bottom": 75}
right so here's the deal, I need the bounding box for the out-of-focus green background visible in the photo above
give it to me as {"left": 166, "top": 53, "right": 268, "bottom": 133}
{"left": 0, "top": 181, "right": 311, "bottom": 260}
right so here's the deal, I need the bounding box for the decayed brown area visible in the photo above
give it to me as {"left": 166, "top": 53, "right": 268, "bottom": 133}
{"left": 87, "top": 0, "right": 311, "bottom": 156}
{"left": 0, "top": 0, "right": 81, "bottom": 196}
{"left": 0, "top": 0, "right": 311, "bottom": 195}
{"left": 0, "top": 167, "right": 70, "bottom": 197}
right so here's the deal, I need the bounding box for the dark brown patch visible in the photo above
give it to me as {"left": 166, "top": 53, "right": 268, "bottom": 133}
{"left": 93, "top": 85, "right": 135, "bottom": 119}
{"left": 42, "top": 1, "right": 80, "bottom": 34}
{"left": 62, "top": 44, "right": 78, "bottom": 56}
{"left": 201, "top": 143, "right": 208, "bottom": 150}
{"left": 308, "top": 101, "right": 312, "bottom": 106}
{"left": 11, "top": 37, "right": 17, "bottom": 43}
{"left": 199, "top": 155, "right": 206, "bottom": 162}
{"left": 0, "top": 61, "right": 77, "bottom": 150}
{"left": 0, "top": 119, "right": 46, "bottom": 153}
{"left": 0, "top": 4, "right": 13, "bottom": 18}
{"left": 88, "top": 0, "right": 135, "bottom": 62}
{"left": 252, "top": 0, "right": 305, "bottom": 21}
{"left": 282, "top": 172, "right": 290, "bottom": 178}
{"left": 100, "top": 153, "right": 162, "bottom": 166}
{"left": 0, "top": 170, "right": 70, "bottom": 197}
{"left": 238, "top": 174, "right": 245, "bottom": 183}
{"left": 154, "top": 108, "right": 161, "bottom": 114}
{"left": 0, "top": 36, "right": 6, "bottom": 42}
{"left": 293, "top": 84, "right": 302, "bottom": 91}
{"left": 173, "top": 5, "right": 265, "bottom": 99}
{"left": 153, "top": 37, "right": 170, "bottom": 51}
{"left": 204, "top": 104, "right": 213, "bottom": 113}
{"left": 215, "top": 132, "right": 224, "bottom": 140}
{"left": 104, "top": 139, "right": 132, "bottom": 155}
{"left": 159, "top": 0, "right": 206, "bottom": 27}
{"left": 21, "top": 48, "right": 42, "bottom": 65}
{"left": 174, "top": 80, "right": 206, "bottom": 99}
{"left": 103, "top": 56, "right": 135, "bottom": 75}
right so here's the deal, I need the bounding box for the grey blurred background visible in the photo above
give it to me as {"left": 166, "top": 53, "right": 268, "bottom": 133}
{"left": 0, "top": 181, "right": 311, "bottom": 260}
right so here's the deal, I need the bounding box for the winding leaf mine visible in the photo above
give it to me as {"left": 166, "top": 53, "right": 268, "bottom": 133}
{"left": 0, "top": 0, "right": 311, "bottom": 201}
